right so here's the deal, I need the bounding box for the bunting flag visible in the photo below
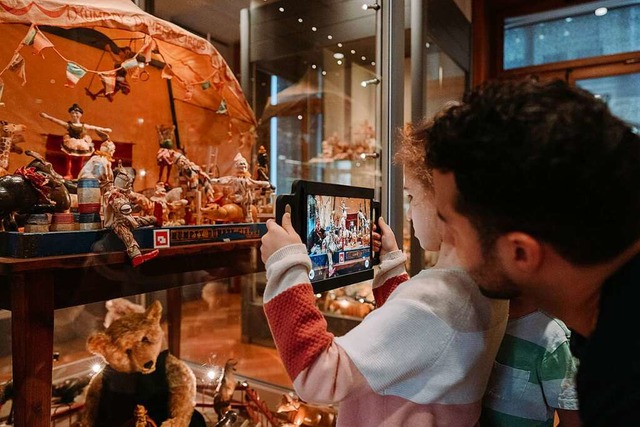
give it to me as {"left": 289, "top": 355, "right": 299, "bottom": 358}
{"left": 140, "top": 39, "right": 155, "bottom": 64}
{"left": 0, "top": 77, "right": 4, "bottom": 107}
{"left": 31, "top": 31, "right": 54, "bottom": 57}
{"left": 8, "top": 53, "right": 26, "bottom": 86}
{"left": 121, "top": 57, "right": 139, "bottom": 70}
{"left": 216, "top": 98, "right": 228, "bottom": 115}
{"left": 22, "top": 24, "right": 37, "bottom": 46}
{"left": 65, "top": 62, "right": 86, "bottom": 88}
{"left": 183, "top": 85, "right": 194, "bottom": 101}
{"left": 161, "top": 65, "right": 174, "bottom": 80}
{"left": 99, "top": 71, "right": 116, "bottom": 95}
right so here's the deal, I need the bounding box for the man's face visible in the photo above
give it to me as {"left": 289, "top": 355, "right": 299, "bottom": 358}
{"left": 432, "top": 170, "right": 520, "bottom": 299}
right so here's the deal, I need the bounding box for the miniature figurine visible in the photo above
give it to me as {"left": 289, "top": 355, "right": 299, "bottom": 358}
{"left": 78, "top": 131, "right": 116, "bottom": 193}
{"left": 210, "top": 153, "right": 271, "bottom": 223}
{"left": 0, "top": 120, "right": 26, "bottom": 176}
{"left": 85, "top": 44, "right": 134, "bottom": 102}
{"left": 276, "top": 394, "right": 337, "bottom": 427}
{"left": 0, "top": 151, "right": 72, "bottom": 230}
{"left": 103, "top": 164, "right": 158, "bottom": 267}
{"left": 156, "top": 124, "right": 176, "bottom": 184}
{"left": 149, "top": 182, "right": 188, "bottom": 226}
{"left": 40, "top": 103, "right": 112, "bottom": 178}
{"left": 254, "top": 145, "right": 269, "bottom": 182}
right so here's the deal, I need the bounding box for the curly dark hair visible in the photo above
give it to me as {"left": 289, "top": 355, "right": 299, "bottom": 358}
{"left": 426, "top": 78, "right": 640, "bottom": 265}
{"left": 68, "top": 103, "right": 83, "bottom": 114}
{"left": 395, "top": 104, "right": 460, "bottom": 193}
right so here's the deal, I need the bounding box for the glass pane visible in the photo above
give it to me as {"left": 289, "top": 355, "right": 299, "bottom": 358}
{"left": 504, "top": 2, "right": 640, "bottom": 70}
{"left": 250, "top": 1, "right": 380, "bottom": 192}
{"left": 576, "top": 72, "right": 640, "bottom": 129}
{"left": 402, "top": 43, "right": 467, "bottom": 264}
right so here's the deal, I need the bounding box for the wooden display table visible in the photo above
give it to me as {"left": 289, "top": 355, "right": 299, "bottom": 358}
{"left": 0, "top": 240, "right": 263, "bottom": 427}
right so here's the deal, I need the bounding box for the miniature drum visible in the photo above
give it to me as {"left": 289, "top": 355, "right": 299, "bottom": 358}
{"left": 77, "top": 178, "right": 101, "bottom": 214}
{"left": 24, "top": 213, "right": 50, "bottom": 233}
{"left": 78, "top": 213, "right": 102, "bottom": 230}
{"left": 50, "top": 213, "right": 76, "bottom": 232}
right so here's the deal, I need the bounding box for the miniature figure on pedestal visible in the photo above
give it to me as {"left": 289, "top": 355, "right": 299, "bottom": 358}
{"left": 40, "top": 103, "right": 112, "bottom": 178}
{"left": 0, "top": 120, "right": 26, "bottom": 176}
{"left": 210, "top": 153, "right": 272, "bottom": 223}
{"left": 149, "top": 182, "right": 188, "bottom": 226}
{"left": 103, "top": 164, "right": 158, "bottom": 267}
{"left": 78, "top": 132, "right": 116, "bottom": 193}
{"left": 81, "top": 300, "right": 206, "bottom": 427}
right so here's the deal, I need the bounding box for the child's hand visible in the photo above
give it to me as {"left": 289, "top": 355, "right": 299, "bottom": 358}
{"left": 375, "top": 217, "right": 399, "bottom": 257}
{"left": 260, "top": 212, "right": 302, "bottom": 263}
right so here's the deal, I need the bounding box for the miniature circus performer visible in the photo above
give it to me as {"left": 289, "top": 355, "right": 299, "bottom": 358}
{"left": 254, "top": 145, "right": 270, "bottom": 182}
{"left": 211, "top": 153, "right": 272, "bottom": 223}
{"left": 156, "top": 124, "right": 177, "bottom": 184}
{"left": 149, "top": 182, "right": 188, "bottom": 226}
{"left": 173, "top": 151, "right": 216, "bottom": 202}
{"left": 85, "top": 44, "right": 133, "bottom": 102}
{"left": 103, "top": 165, "right": 158, "bottom": 267}
{"left": 40, "top": 104, "right": 112, "bottom": 178}
{"left": 0, "top": 120, "right": 26, "bottom": 177}
{"left": 78, "top": 133, "right": 116, "bottom": 192}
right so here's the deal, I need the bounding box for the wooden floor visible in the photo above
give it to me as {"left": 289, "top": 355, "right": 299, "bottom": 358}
{"left": 0, "top": 292, "right": 292, "bottom": 389}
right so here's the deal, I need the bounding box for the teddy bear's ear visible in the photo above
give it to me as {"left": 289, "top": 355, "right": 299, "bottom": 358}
{"left": 87, "top": 332, "right": 109, "bottom": 356}
{"left": 146, "top": 300, "right": 163, "bottom": 322}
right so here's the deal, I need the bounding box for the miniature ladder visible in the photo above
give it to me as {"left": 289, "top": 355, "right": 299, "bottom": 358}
{"left": 206, "top": 146, "right": 220, "bottom": 178}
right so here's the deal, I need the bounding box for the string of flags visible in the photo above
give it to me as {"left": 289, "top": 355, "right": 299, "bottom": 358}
{"left": 0, "top": 24, "right": 229, "bottom": 113}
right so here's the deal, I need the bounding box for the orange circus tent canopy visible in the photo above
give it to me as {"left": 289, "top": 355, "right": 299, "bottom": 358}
{"left": 0, "top": 0, "right": 256, "bottom": 127}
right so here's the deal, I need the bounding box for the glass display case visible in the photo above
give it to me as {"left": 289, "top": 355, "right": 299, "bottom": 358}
{"left": 0, "top": 0, "right": 470, "bottom": 425}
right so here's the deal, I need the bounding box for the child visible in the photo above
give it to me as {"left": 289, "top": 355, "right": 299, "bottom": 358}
{"left": 259, "top": 118, "right": 509, "bottom": 426}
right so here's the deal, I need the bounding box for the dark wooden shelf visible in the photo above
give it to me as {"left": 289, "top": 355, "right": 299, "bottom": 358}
{"left": 0, "top": 240, "right": 265, "bottom": 427}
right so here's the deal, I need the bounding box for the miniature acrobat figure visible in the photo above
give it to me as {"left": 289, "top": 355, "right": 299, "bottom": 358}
{"left": 211, "top": 153, "right": 272, "bottom": 223}
{"left": 85, "top": 44, "right": 133, "bottom": 102}
{"left": 40, "top": 104, "right": 112, "bottom": 178}
{"left": 103, "top": 164, "right": 158, "bottom": 267}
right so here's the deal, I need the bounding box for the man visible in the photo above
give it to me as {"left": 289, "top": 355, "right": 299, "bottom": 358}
{"left": 426, "top": 78, "right": 640, "bottom": 426}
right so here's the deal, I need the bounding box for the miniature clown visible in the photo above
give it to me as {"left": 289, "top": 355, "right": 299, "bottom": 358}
{"left": 211, "top": 153, "right": 272, "bottom": 223}
{"left": 78, "top": 133, "right": 116, "bottom": 193}
{"left": 103, "top": 165, "right": 158, "bottom": 267}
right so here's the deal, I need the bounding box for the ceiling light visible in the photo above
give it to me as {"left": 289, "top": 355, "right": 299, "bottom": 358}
{"left": 595, "top": 7, "right": 607, "bottom": 16}
{"left": 298, "top": 18, "right": 303, "bottom": 23}
{"left": 327, "top": 35, "right": 333, "bottom": 40}
{"left": 337, "top": 43, "right": 343, "bottom": 47}
{"left": 312, "top": 64, "right": 317, "bottom": 69}
{"left": 322, "top": 71, "right": 327, "bottom": 76}
{"left": 337, "top": 60, "right": 343, "bottom": 65}
{"left": 311, "top": 26, "right": 317, "bottom": 32}
{"left": 333, "top": 53, "right": 344, "bottom": 59}
{"left": 361, "top": 56, "right": 366, "bottom": 61}
{"left": 278, "top": 7, "right": 284, "bottom": 12}
{"left": 350, "top": 49, "right": 356, "bottom": 54}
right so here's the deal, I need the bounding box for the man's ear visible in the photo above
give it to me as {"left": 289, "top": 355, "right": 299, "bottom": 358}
{"left": 498, "top": 232, "right": 543, "bottom": 273}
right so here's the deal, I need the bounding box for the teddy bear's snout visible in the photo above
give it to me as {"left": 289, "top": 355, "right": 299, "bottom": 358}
{"left": 143, "top": 360, "right": 154, "bottom": 370}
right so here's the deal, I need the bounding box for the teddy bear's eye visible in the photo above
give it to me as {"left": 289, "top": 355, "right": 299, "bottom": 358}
{"left": 142, "top": 336, "right": 150, "bottom": 343}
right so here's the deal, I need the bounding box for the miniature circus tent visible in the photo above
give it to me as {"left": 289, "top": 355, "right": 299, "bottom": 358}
{"left": 0, "top": 0, "right": 257, "bottom": 183}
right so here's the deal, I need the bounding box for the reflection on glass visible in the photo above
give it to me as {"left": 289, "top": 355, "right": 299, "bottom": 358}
{"left": 250, "top": 0, "right": 380, "bottom": 192}
{"left": 576, "top": 73, "right": 640, "bottom": 129}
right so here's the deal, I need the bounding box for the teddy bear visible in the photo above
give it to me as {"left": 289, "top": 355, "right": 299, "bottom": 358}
{"left": 79, "top": 300, "right": 206, "bottom": 427}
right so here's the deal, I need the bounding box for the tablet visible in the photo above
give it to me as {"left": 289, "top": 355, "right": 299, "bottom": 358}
{"left": 276, "top": 180, "right": 380, "bottom": 293}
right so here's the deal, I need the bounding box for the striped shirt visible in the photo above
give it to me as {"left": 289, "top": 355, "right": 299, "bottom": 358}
{"left": 481, "top": 311, "right": 579, "bottom": 426}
